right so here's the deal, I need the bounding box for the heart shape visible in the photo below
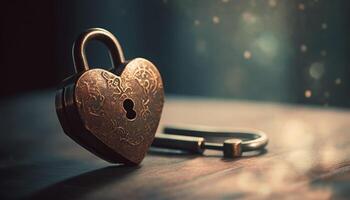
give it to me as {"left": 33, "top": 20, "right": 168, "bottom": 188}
{"left": 74, "top": 58, "right": 164, "bottom": 164}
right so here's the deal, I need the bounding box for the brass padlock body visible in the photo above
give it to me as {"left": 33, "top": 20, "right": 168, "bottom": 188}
{"left": 55, "top": 28, "right": 164, "bottom": 165}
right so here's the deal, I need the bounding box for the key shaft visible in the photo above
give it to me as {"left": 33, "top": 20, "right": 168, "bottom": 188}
{"left": 152, "top": 134, "right": 242, "bottom": 158}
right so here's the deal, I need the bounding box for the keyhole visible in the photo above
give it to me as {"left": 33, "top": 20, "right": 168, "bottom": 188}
{"left": 123, "top": 99, "right": 136, "bottom": 120}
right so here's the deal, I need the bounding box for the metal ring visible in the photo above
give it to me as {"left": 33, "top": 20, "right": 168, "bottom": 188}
{"left": 163, "top": 125, "right": 268, "bottom": 152}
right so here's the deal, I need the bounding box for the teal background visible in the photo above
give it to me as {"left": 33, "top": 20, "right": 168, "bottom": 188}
{"left": 1, "top": 0, "right": 349, "bottom": 107}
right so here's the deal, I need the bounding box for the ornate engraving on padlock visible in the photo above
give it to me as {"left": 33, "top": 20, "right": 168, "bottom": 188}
{"left": 55, "top": 28, "right": 164, "bottom": 165}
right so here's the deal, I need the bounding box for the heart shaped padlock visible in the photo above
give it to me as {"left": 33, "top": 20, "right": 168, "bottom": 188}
{"left": 55, "top": 28, "right": 164, "bottom": 165}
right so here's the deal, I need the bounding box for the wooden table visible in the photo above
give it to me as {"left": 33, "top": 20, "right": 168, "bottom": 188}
{"left": 1, "top": 91, "right": 350, "bottom": 199}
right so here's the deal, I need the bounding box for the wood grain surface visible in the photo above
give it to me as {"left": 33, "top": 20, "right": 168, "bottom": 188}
{"left": 0, "top": 92, "right": 349, "bottom": 199}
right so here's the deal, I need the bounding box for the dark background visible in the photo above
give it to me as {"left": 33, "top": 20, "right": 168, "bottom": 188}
{"left": 1, "top": 0, "right": 349, "bottom": 107}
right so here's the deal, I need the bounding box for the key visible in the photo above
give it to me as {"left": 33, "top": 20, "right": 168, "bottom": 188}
{"left": 152, "top": 125, "right": 268, "bottom": 158}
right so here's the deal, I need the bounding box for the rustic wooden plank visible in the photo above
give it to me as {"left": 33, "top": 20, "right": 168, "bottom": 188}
{"left": 0, "top": 92, "right": 349, "bottom": 199}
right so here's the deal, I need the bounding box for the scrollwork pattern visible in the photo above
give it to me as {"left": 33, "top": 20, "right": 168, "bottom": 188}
{"left": 133, "top": 63, "right": 158, "bottom": 95}
{"left": 75, "top": 58, "right": 163, "bottom": 154}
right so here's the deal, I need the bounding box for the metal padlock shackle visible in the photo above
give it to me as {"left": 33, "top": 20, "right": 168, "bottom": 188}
{"left": 72, "top": 28, "right": 125, "bottom": 73}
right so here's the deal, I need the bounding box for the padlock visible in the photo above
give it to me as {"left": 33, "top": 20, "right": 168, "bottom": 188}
{"left": 55, "top": 28, "right": 164, "bottom": 165}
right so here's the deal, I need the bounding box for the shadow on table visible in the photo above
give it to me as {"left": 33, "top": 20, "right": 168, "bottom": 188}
{"left": 148, "top": 147, "right": 199, "bottom": 158}
{"left": 26, "top": 165, "right": 139, "bottom": 200}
